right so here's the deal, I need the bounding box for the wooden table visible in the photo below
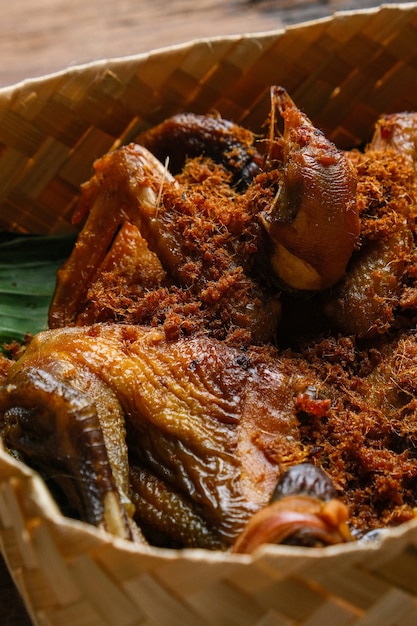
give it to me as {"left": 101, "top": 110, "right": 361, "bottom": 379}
{"left": 0, "top": 0, "right": 405, "bottom": 623}
{"left": 0, "top": 0, "right": 393, "bottom": 88}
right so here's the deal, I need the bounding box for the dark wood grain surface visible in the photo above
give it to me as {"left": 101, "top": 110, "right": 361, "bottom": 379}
{"left": 0, "top": 1, "right": 409, "bottom": 624}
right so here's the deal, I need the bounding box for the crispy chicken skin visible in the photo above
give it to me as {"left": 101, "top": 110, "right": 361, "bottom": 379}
{"left": 323, "top": 144, "right": 417, "bottom": 338}
{"left": 261, "top": 87, "right": 359, "bottom": 291}
{"left": 370, "top": 111, "right": 417, "bottom": 167}
{"left": 48, "top": 142, "right": 282, "bottom": 345}
{"left": 48, "top": 89, "right": 359, "bottom": 346}
{"left": 3, "top": 96, "right": 417, "bottom": 553}
{"left": 3, "top": 323, "right": 417, "bottom": 548}
{"left": 137, "top": 112, "right": 263, "bottom": 187}
{"left": 0, "top": 323, "right": 312, "bottom": 548}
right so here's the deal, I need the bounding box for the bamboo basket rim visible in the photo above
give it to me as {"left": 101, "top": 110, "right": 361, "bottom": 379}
{"left": 2, "top": 435, "right": 417, "bottom": 567}
{"left": 2, "top": 1, "right": 417, "bottom": 235}
{"left": 3, "top": 4, "right": 417, "bottom": 624}
{"left": 1, "top": 2, "right": 414, "bottom": 97}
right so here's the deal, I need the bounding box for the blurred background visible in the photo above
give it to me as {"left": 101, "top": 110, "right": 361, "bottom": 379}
{"left": 1, "top": 0, "right": 415, "bottom": 88}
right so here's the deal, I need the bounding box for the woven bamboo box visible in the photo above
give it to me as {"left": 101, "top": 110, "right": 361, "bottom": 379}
{"left": 2, "top": 3, "right": 417, "bottom": 625}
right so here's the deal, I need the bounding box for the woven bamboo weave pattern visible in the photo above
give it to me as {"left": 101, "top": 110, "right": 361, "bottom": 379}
{"left": 1, "top": 4, "right": 417, "bottom": 234}
{"left": 2, "top": 442, "right": 417, "bottom": 626}
{"left": 2, "top": 4, "right": 417, "bottom": 626}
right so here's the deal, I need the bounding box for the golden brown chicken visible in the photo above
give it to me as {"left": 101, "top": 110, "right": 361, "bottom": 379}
{"left": 321, "top": 110, "right": 417, "bottom": 339}
{"left": 48, "top": 87, "right": 359, "bottom": 347}
{"left": 3, "top": 91, "right": 417, "bottom": 555}
{"left": 3, "top": 321, "right": 417, "bottom": 550}
{"left": 0, "top": 322, "right": 344, "bottom": 549}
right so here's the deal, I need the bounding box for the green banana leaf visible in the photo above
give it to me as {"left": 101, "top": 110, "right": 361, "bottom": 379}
{"left": 0, "top": 234, "right": 76, "bottom": 348}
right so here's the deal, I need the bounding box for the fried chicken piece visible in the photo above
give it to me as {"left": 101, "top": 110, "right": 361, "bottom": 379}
{"left": 3, "top": 323, "right": 417, "bottom": 548}
{"left": 0, "top": 323, "right": 313, "bottom": 549}
{"left": 260, "top": 87, "right": 359, "bottom": 291}
{"left": 232, "top": 464, "right": 352, "bottom": 553}
{"left": 324, "top": 215, "right": 413, "bottom": 337}
{"left": 49, "top": 89, "right": 360, "bottom": 346}
{"left": 7, "top": 95, "right": 417, "bottom": 554}
{"left": 370, "top": 111, "right": 417, "bottom": 168}
{"left": 323, "top": 146, "right": 417, "bottom": 338}
{"left": 137, "top": 112, "right": 263, "bottom": 188}
{"left": 48, "top": 144, "right": 281, "bottom": 345}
